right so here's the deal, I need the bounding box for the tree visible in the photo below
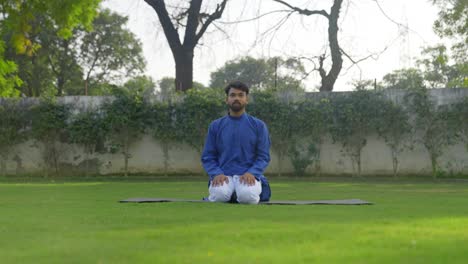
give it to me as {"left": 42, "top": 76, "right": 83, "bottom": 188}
{"left": 3, "top": 18, "right": 58, "bottom": 97}
{"left": 43, "top": 28, "right": 83, "bottom": 96}
{"left": 432, "top": 0, "right": 467, "bottom": 43}
{"left": 68, "top": 110, "right": 108, "bottom": 176}
{"left": 449, "top": 97, "right": 468, "bottom": 151}
{"left": 0, "top": 43, "right": 22, "bottom": 97}
{"left": 0, "top": 0, "right": 101, "bottom": 97}
{"left": 329, "top": 91, "right": 384, "bottom": 177}
{"left": 150, "top": 102, "right": 177, "bottom": 175}
{"left": 0, "top": 99, "right": 30, "bottom": 175}
{"left": 78, "top": 9, "right": 146, "bottom": 95}
{"left": 102, "top": 90, "right": 150, "bottom": 176}
{"left": 156, "top": 77, "right": 205, "bottom": 102}
{"left": 272, "top": 0, "right": 344, "bottom": 92}
{"left": 417, "top": 45, "right": 467, "bottom": 88}
{"left": 144, "top": 0, "right": 228, "bottom": 92}
{"left": 380, "top": 68, "right": 426, "bottom": 90}
{"left": 124, "top": 76, "right": 156, "bottom": 98}
{"left": 404, "top": 88, "right": 455, "bottom": 178}
{"left": 173, "top": 88, "right": 224, "bottom": 153}
{"left": 30, "top": 100, "right": 71, "bottom": 176}
{"left": 375, "top": 100, "right": 412, "bottom": 177}
{"left": 431, "top": 0, "right": 467, "bottom": 88}
{"left": 287, "top": 98, "right": 331, "bottom": 176}
{"left": 210, "top": 56, "right": 306, "bottom": 92}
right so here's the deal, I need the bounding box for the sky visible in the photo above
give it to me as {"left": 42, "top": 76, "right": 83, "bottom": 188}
{"left": 102, "top": 0, "right": 443, "bottom": 91}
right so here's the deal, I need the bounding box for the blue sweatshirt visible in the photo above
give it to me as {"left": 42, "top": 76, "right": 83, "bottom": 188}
{"left": 201, "top": 113, "right": 271, "bottom": 180}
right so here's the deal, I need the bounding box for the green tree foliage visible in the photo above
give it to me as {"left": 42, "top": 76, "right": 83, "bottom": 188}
{"left": 417, "top": 45, "right": 467, "bottom": 88}
{"left": 375, "top": 99, "right": 412, "bottom": 177}
{"left": 150, "top": 103, "right": 177, "bottom": 175}
{"left": 448, "top": 97, "right": 468, "bottom": 151}
{"left": 0, "top": 0, "right": 101, "bottom": 97}
{"left": 248, "top": 91, "right": 304, "bottom": 175}
{"left": 404, "top": 88, "right": 455, "bottom": 178}
{"left": 78, "top": 9, "right": 146, "bottom": 95}
{"left": 350, "top": 79, "right": 376, "bottom": 91}
{"left": 30, "top": 100, "right": 70, "bottom": 176}
{"left": 157, "top": 77, "right": 205, "bottom": 102}
{"left": 174, "top": 88, "right": 224, "bottom": 154}
{"left": 124, "top": 76, "right": 156, "bottom": 98}
{"left": 380, "top": 68, "right": 426, "bottom": 90}
{"left": 431, "top": 0, "right": 467, "bottom": 88}
{"left": 101, "top": 90, "right": 150, "bottom": 176}
{"left": 0, "top": 42, "right": 22, "bottom": 97}
{"left": 0, "top": 99, "right": 30, "bottom": 175}
{"left": 287, "top": 98, "right": 331, "bottom": 176}
{"left": 329, "top": 91, "right": 385, "bottom": 177}
{"left": 68, "top": 110, "right": 108, "bottom": 176}
{"left": 210, "top": 56, "right": 306, "bottom": 92}
{"left": 432, "top": 0, "right": 467, "bottom": 41}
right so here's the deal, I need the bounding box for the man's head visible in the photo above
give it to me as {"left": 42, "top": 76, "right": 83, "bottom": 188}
{"left": 225, "top": 81, "right": 249, "bottom": 113}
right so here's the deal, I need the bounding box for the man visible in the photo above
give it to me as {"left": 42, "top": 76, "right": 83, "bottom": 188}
{"left": 201, "top": 81, "right": 271, "bottom": 204}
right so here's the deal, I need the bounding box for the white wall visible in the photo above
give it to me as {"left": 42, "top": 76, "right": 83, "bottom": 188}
{"left": 2, "top": 88, "right": 467, "bottom": 176}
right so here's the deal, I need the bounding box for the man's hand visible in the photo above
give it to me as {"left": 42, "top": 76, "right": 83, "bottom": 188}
{"left": 211, "top": 174, "right": 229, "bottom": 187}
{"left": 239, "top": 172, "right": 256, "bottom": 186}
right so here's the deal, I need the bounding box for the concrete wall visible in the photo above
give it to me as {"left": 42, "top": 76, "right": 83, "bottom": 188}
{"left": 2, "top": 88, "right": 468, "bottom": 176}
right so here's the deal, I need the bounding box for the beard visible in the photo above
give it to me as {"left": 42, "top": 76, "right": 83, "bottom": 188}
{"left": 229, "top": 101, "right": 245, "bottom": 112}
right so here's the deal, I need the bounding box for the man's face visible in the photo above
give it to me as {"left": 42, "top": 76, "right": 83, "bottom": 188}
{"left": 226, "top": 88, "right": 248, "bottom": 112}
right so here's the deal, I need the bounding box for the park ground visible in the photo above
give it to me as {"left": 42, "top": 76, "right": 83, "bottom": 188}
{"left": 1, "top": 176, "right": 467, "bottom": 263}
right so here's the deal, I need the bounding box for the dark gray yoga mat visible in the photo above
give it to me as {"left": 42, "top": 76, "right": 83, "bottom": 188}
{"left": 119, "top": 198, "right": 372, "bottom": 205}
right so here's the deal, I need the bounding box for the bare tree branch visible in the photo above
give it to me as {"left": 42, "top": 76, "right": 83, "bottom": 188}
{"left": 195, "top": 0, "right": 228, "bottom": 43}
{"left": 272, "top": 0, "right": 329, "bottom": 18}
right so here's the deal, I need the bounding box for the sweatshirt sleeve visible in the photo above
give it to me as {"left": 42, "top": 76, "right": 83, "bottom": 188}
{"left": 201, "top": 122, "right": 224, "bottom": 180}
{"left": 247, "top": 121, "right": 271, "bottom": 178}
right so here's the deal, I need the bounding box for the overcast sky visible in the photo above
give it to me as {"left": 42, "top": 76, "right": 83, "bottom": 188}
{"left": 102, "top": 0, "right": 443, "bottom": 91}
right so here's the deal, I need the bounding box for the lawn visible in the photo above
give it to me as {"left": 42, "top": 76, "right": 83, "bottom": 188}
{"left": 1, "top": 177, "right": 467, "bottom": 263}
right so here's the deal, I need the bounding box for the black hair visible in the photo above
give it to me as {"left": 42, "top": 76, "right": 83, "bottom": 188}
{"left": 224, "top": 81, "right": 249, "bottom": 95}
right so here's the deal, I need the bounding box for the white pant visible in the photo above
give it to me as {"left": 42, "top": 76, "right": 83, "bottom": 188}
{"left": 208, "top": 175, "right": 262, "bottom": 204}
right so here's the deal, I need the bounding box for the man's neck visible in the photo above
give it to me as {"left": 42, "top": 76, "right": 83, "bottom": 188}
{"left": 229, "top": 109, "right": 245, "bottom": 117}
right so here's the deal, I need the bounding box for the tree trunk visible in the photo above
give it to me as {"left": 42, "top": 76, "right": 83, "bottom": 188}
{"left": 162, "top": 142, "right": 170, "bottom": 176}
{"left": 314, "top": 145, "right": 322, "bottom": 176}
{"left": 174, "top": 50, "right": 194, "bottom": 92}
{"left": 124, "top": 154, "right": 129, "bottom": 177}
{"left": 391, "top": 148, "right": 399, "bottom": 178}
{"left": 319, "top": 0, "right": 343, "bottom": 92}
{"left": 430, "top": 152, "right": 438, "bottom": 179}
{"left": 144, "top": 0, "right": 227, "bottom": 92}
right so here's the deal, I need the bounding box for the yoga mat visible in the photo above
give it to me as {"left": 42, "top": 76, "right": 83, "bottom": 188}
{"left": 119, "top": 198, "right": 372, "bottom": 205}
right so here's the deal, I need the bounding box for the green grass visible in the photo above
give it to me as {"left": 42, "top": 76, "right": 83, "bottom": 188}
{"left": 1, "top": 178, "right": 468, "bottom": 263}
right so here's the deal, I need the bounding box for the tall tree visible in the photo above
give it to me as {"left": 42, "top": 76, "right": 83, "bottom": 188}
{"left": 417, "top": 45, "right": 467, "bottom": 88}
{"left": 380, "top": 68, "right": 426, "bottom": 90}
{"left": 272, "top": 0, "right": 343, "bottom": 92}
{"left": 78, "top": 9, "right": 145, "bottom": 95}
{"left": 432, "top": 0, "right": 467, "bottom": 43}
{"left": 144, "top": 0, "right": 228, "bottom": 92}
{"left": 431, "top": 0, "right": 467, "bottom": 87}
{"left": 0, "top": 0, "right": 101, "bottom": 97}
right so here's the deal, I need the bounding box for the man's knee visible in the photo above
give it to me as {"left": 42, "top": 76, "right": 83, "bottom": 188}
{"left": 208, "top": 183, "right": 234, "bottom": 202}
{"left": 236, "top": 182, "right": 261, "bottom": 204}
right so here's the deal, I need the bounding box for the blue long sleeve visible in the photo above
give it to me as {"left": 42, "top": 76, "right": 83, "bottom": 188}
{"left": 201, "top": 124, "right": 224, "bottom": 180}
{"left": 247, "top": 122, "right": 271, "bottom": 178}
